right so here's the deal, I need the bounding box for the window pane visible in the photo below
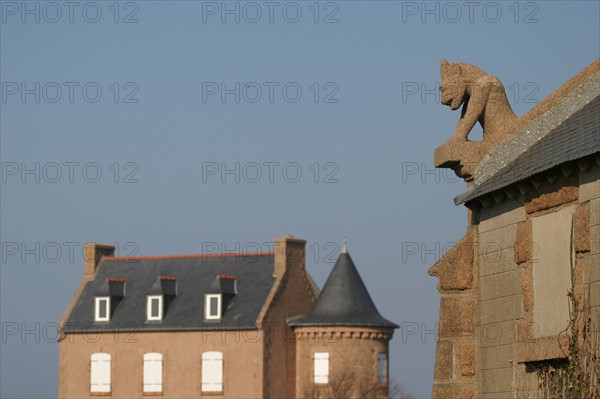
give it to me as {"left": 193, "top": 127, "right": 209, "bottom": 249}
{"left": 210, "top": 297, "right": 219, "bottom": 316}
{"left": 98, "top": 300, "right": 107, "bottom": 319}
{"left": 151, "top": 298, "right": 159, "bottom": 318}
{"left": 95, "top": 298, "right": 109, "bottom": 321}
{"left": 378, "top": 353, "right": 387, "bottom": 384}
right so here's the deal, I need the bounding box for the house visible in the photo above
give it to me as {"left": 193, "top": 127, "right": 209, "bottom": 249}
{"left": 429, "top": 58, "right": 599, "bottom": 398}
{"left": 58, "top": 236, "right": 397, "bottom": 398}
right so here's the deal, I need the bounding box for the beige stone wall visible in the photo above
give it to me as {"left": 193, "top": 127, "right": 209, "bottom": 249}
{"left": 471, "top": 163, "right": 600, "bottom": 399}
{"left": 428, "top": 226, "right": 478, "bottom": 399}
{"left": 293, "top": 327, "right": 392, "bottom": 399}
{"left": 580, "top": 163, "right": 600, "bottom": 368}
{"left": 58, "top": 329, "right": 264, "bottom": 398}
{"left": 477, "top": 197, "right": 525, "bottom": 399}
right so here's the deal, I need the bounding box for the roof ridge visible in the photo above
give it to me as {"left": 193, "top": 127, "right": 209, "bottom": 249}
{"left": 455, "top": 96, "right": 600, "bottom": 205}
{"left": 103, "top": 252, "right": 274, "bottom": 261}
{"left": 474, "top": 58, "right": 600, "bottom": 184}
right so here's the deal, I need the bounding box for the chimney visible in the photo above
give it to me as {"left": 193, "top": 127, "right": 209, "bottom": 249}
{"left": 84, "top": 243, "right": 115, "bottom": 279}
{"left": 273, "top": 236, "right": 306, "bottom": 278}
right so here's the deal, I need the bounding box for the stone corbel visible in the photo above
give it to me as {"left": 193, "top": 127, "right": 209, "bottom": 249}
{"left": 434, "top": 141, "right": 496, "bottom": 184}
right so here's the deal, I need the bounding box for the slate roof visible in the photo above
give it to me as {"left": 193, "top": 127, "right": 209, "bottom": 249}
{"left": 455, "top": 95, "right": 600, "bottom": 205}
{"left": 63, "top": 253, "right": 275, "bottom": 333}
{"left": 290, "top": 252, "right": 398, "bottom": 328}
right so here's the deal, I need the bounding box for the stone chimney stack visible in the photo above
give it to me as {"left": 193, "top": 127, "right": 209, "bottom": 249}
{"left": 273, "top": 236, "right": 306, "bottom": 278}
{"left": 83, "top": 243, "right": 115, "bottom": 280}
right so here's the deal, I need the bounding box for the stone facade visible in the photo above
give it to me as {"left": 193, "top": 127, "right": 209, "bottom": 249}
{"left": 431, "top": 157, "right": 599, "bottom": 399}
{"left": 430, "top": 58, "right": 600, "bottom": 399}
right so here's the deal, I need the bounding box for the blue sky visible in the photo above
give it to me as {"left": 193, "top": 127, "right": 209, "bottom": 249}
{"left": 1, "top": 1, "right": 598, "bottom": 397}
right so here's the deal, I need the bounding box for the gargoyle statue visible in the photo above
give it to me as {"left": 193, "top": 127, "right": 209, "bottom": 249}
{"left": 440, "top": 59, "right": 518, "bottom": 144}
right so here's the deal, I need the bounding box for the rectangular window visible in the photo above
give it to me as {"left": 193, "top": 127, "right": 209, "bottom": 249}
{"left": 147, "top": 295, "right": 163, "bottom": 321}
{"left": 143, "top": 353, "right": 163, "bottom": 393}
{"left": 95, "top": 297, "right": 110, "bottom": 322}
{"left": 202, "top": 351, "right": 223, "bottom": 392}
{"left": 205, "top": 294, "right": 222, "bottom": 320}
{"left": 210, "top": 297, "right": 218, "bottom": 315}
{"left": 314, "top": 352, "right": 329, "bottom": 384}
{"left": 377, "top": 352, "right": 388, "bottom": 384}
{"left": 90, "top": 353, "right": 111, "bottom": 392}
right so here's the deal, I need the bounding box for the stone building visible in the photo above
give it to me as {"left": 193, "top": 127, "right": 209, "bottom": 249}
{"left": 429, "top": 58, "right": 599, "bottom": 398}
{"left": 58, "top": 236, "right": 396, "bottom": 398}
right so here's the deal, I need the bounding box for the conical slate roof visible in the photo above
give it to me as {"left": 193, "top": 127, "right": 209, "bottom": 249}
{"left": 290, "top": 251, "right": 398, "bottom": 328}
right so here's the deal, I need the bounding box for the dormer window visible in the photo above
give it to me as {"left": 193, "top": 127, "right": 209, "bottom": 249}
{"left": 147, "top": 295, "right": 163, "bottom": 321}
{"left": 93, "top": 278, "right": 125, "bottom": 322}
{"left": 205, "top": 294, "right": 222, "bottom": 320}
{"left": 146, "top": 276, "right": 177, "bottom": 322}
{"left": 95, "top": 297, "right": 110, "bottom": 322}
{"left": 204, "top": 275, "right": 237, "bottom": 320}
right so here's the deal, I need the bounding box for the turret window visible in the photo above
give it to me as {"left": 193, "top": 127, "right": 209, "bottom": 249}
{"left": 377, "top": 352, "right": 388, "bottom": 384}
{"left": 314, "top": 352, "right": 329, "bottom": 384}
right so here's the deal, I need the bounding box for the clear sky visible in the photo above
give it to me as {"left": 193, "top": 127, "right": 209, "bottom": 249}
{"left": 1, "top": 0, "right": 598, "bottom": 397}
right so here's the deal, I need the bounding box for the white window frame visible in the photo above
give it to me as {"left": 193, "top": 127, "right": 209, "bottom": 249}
{"left": 314, "top": 352, "right": 329, "bottom": 384}
{"left": 90, "top": 353, "right": 111, "bottom": 393}
{"left": 147, "top": 295, "right": 163, "bottom": 321}
{"left": 377, "top": 352, "right": 388, "bottom": 385}
{"left": 201, "top": 351, "right": 223, "bottom": 392}
{"left": 205, "top": 294, "right": 222, "bottom": 320}
{"left": 95, "top": 296, "right": 110, "bottom": 322}
{"left": 143, "top": 352, "right": 163, "bottom": 393}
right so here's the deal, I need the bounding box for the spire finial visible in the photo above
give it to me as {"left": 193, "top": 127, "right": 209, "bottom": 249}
{"left": 342, "top": 231, "right": 348, "bottom": 254}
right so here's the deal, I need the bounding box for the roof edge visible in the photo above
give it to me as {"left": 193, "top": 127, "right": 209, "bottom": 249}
{"left": 289, "top": 320, "right": 399, "bottom": 329}
{"left": 62, "top": 325, "right": 260, "bottom": 334}
{"left": 459, "top": 153, "right": 600, "bottom": 207}
{"left": 104, "top": 252, "right": 274, "bottom": 262}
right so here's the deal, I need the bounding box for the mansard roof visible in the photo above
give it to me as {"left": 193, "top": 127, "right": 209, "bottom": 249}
{"left": 290, "top": 251, "right": 398, "bottom": 329}
{"left": 63, "top": 253, "right": 275, "bottom": 333}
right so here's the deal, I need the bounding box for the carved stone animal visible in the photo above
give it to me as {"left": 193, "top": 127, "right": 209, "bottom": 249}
{"left": 440, "top": 59, "right": 518, "bottom": 144}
